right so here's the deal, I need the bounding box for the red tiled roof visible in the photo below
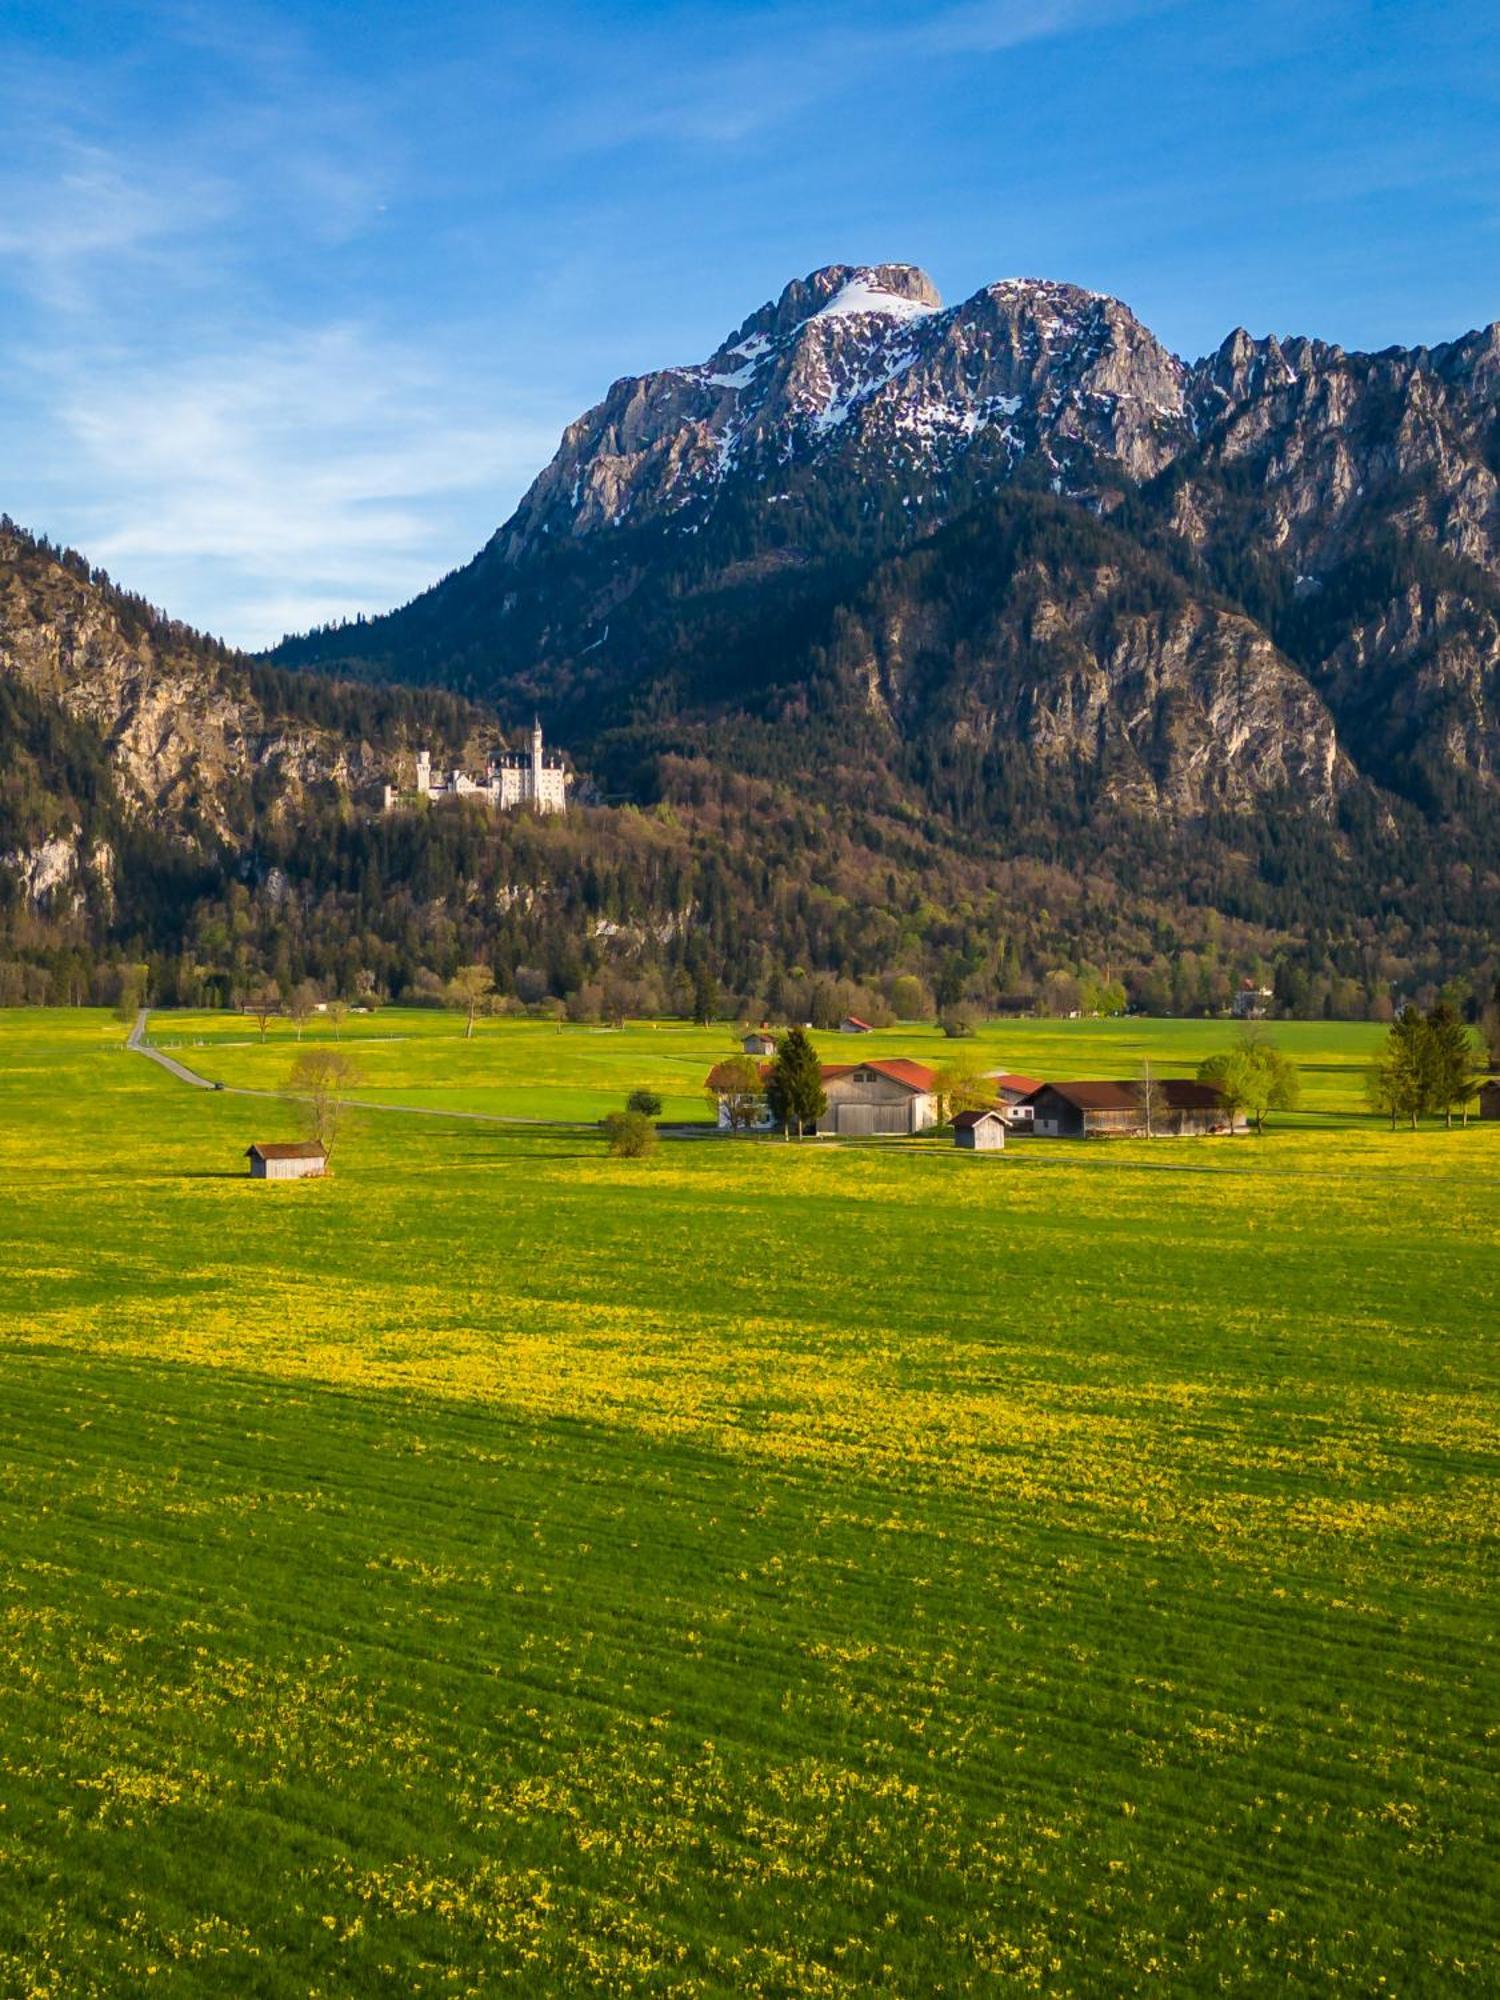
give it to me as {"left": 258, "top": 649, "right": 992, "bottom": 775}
{"left": 986, "top": 1072, "right": 1043, "bottom": 1096}
{"left": 840, "top": 1016, "right": 873, "bottom": 1031}
{"left": 822, "top": 1058, "right": 936, "bottom": 1091}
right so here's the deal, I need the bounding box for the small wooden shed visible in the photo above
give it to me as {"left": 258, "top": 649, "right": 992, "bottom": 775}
{"left": 741, "top": 1030, "right": 777, "bottom": 1056}
{"left": 1480, "top": 1079, "right": 1500, "bottom": 1120}
{"left": 953, "top": 1108, "right": 1006, "bottom": 1151}
{"left": 246, "top": 1142, "right": 327, "bottom": 1180}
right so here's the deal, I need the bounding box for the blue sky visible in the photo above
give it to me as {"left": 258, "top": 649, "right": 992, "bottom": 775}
{"left": 2, "top": 0, "right": 1497, "bottom": 647}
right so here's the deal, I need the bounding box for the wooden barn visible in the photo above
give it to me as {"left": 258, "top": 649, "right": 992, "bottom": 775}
{"left": 704, "top": 1055, "right": 938, "bottom": 1135}
{"left": 1481, "top": 1079, "right": 1500, "bottom": 1120}
{"left": 838, "top": 1015, "right": 874, "bottom": 1035}
{"left": 741, "top": 1030, "right": 777, "bottom": 1057}
{"left": 953, "top": 1108, "right": 1006, "bottom": 1151}
{"left": 817, "top": 1060, "right": 937, "bottom": 1136}
{"left": 1023, "top": 1079, "right": 1240, "bottom": 1139}
{"left": 246, "top": 1141, "right": 327, "bottom": 1180}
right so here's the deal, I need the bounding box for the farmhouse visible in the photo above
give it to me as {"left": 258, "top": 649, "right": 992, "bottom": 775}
{"left": 817, "top": 1060, "right": 937, "bottom": 1136}
{"left": 1232, "top": 981, "right": 1273, "bottom": 1020}
{"left": 1023, "top": 1080, "right": 1240, "bottom": 1139}
{"left": 838, "top": 1015, "right": 873, "bottom": 1034}
{"left": 953, "top": 1108, "right": 1006, "bottom": 1150}
{"left": 985, "top": 1071, "right": 1043, "bottom": 1126}
{"left": 741, "top": 1030, "right": 777, "bottom": 1056}
{"left": 1481, "top": 1079, "right": 1500, "bottom": 1120}
{"left": 246, "top": 1142, "right": 327, "bottom": 1180}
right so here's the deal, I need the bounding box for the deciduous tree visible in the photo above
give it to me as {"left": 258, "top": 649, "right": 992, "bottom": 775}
{"left": 447, "top": 964, "right": 494, "bottom": 1039}
{"left": 706, "top": 1056, "right": 765, "bottom": 1131}
{"left": 288, "top": 1049, "right": 363, "bottom": 1162}
{"left": 288, "top": 981, "right": 321, "bottom": 1041}
{"left": 1197, "top": 1031, "right": 1301, "bottom": 1134}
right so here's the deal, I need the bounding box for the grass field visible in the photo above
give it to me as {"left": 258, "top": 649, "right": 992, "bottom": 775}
{"left": 1, "top": 1009, "right": 1496, "bottom": 1995}
{"left": 142, "top": 1006, "right": 1389, "bottom": 1123}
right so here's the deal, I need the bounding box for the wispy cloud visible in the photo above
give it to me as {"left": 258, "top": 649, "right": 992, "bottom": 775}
{"left": 21, "top": 326, "right": 565, "bottom": 646}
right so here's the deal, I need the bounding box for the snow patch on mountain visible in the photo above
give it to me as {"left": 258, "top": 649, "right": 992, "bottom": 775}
{"left": 814, "top": 275, "right": 942, "bottom": 324}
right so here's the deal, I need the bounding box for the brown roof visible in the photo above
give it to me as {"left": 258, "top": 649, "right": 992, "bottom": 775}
{"left": 953, "top": 1107, "right": 1006, "bottom": 1129}
{"left": 1025, "top": 1079, "right": 1226, "bottom": 1112}
{"left": 246, "top": 1142, "right": 327, "bottom": 1160}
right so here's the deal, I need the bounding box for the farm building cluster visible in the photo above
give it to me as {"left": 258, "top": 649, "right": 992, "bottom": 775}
{"left": 707, "top": 1037, "right": 1249, "bottom": 1142}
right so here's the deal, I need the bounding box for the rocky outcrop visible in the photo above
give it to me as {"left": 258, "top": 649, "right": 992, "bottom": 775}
{"left": 1, "top": 527, "right": 408, "bottom": 852}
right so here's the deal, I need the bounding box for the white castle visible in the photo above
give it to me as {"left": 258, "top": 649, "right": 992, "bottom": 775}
{"left": 403, "top": 720, "right": 569, "bottom": 814}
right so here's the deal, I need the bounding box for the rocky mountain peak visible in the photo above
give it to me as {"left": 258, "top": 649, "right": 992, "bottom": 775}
{"left": 729, "top": 263, "right": 943, "bottom": 349}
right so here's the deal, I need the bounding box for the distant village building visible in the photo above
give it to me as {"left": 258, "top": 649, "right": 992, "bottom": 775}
{"left": 839, "top": 1015, "right": 873, "bottom": 1034}
{"left": 741, "top": 1030, "right": 777, "bottom": 1056}
{"left": 1480, "top": 1079, "right": 1500, "bottom": 1121}
{"left": 1023, "top": 1080, "right": 1240, "bottom": 1139}
{"left": 953, "top": 1108, "right": 1006, "bottom": 1151}
{"left": 246, "top": 1142, "right": 327, "bottom": 1180}
{"left": 406, "top": 721, "right": 569, "bottom": 814}
{"left": 1232, "top": 981, "right": 1273, "bottom": 1020}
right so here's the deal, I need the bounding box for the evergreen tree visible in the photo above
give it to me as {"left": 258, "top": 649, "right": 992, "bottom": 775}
{"left": 764, "top": 1027, "right": 826, "bottom": 1138}
{"left": 1426, "top": 1000, "right": 1483, "bottom": 1127}
{"left": 1366, "top": 1008, "right": 1435, "bottom": 1129}
{"left": 691, "top": 964, "right": 720, "bottom": 1026}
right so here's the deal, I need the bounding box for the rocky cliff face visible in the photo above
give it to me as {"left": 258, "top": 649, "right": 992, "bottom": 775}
{"left": 0, "top": 523, "right": 484, "bottom": 912}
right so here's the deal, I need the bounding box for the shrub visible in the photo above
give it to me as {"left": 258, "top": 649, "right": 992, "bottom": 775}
{"left": 627, "top": 1089, "right": 663, "bottom": 1118}
{"left": 601, "top": 1109, "right": 658, "bottom": 1158}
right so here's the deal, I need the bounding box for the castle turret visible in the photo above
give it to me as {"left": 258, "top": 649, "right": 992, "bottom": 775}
{"left": 530, "top": 718, "right": 544, "bottom": 795}
{"left": 415, "top": 748, "right": 432, "bottom": 794}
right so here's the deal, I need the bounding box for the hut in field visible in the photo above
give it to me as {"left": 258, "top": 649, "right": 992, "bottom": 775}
{"left": 741, "top": 1029, "right": 777, "bottom": 1056}
{"left": 838, "top": 1015, "right": 874, "bottom": 1034}
{"left": 1480, "top": 1079, "right": 1500, "bottom": 1120}
{"left": 953, "top": 1108, "right": 1006, "bottom": 1151}
{"left": 246, "top": 1141, "right": 327, "bottom": 1180}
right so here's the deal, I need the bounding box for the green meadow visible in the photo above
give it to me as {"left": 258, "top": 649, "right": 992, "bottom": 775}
{"left": 0, "top": 1009, "right": 1495, "bottom": 1995}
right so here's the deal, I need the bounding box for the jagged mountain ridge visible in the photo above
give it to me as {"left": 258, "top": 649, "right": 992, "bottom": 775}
{"left": 271, "top": 262, "right": 1500, "bottom": 832}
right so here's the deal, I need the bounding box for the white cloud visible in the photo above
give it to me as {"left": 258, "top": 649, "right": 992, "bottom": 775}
{"left": 15, "top": 325, "right": 566, "bottom": 648}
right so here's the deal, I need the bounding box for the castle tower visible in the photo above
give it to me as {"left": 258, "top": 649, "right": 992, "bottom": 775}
{"left": 415, "top": 748, "right": 432, "bottom": 794}
{"left": 530, "top": 718, "right": 544, "bottom": 800}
